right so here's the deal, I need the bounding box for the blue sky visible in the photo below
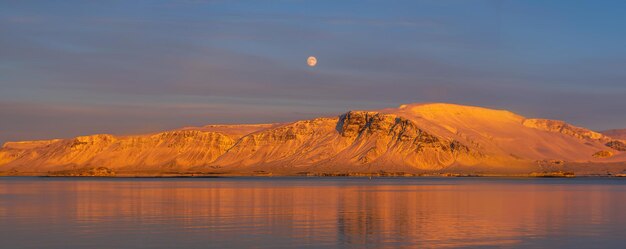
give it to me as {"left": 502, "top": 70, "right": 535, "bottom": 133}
{"left": 1, "top": 0, "right": 626, "bottom": 143}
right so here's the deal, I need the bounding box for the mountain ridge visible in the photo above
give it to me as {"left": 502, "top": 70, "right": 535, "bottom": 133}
{"left": 1, "top": 103, "right": 625, "bottom": 176}
{"left": 602, "top": 129, "right": 626, "bottom": 140}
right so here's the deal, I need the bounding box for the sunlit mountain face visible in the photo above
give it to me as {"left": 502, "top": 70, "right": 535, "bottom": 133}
{"left": 2, "top": 103, "right": 624, "bottom": 176}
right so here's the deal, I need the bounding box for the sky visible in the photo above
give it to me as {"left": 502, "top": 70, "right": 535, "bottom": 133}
{"left": 1, "top": 0, "right": 626, "bottom": 143}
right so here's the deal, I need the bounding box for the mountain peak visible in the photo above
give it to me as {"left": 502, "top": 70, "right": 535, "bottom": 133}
{"left": 387, "top": 102, "right": 523, "bottom": 122}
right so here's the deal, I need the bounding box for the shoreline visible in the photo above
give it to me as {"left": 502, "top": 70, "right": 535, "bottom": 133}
{"left": 2, "top": 172, "right": 625, "bottom": 178}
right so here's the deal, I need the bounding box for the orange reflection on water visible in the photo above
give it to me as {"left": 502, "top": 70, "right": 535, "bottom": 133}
{"left": 1, "top": 178, "right": 625, "bottom": 248}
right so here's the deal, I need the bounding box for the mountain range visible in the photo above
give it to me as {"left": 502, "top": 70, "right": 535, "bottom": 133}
{"left": 1, "top": 103, "right": 625, "bottom": 176}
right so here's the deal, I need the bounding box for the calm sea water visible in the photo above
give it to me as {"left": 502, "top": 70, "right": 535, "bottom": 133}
{"left": 1, "top": 177, "right": 625, "bottom": 249}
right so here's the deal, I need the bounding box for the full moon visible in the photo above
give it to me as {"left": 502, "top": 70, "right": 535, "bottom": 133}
{"left": 307, "top": 56, "right": 317, "bottom": 67}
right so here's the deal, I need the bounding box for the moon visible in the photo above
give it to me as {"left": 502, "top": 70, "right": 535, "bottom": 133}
{"left": 307, "top": 56, "right": 317, "bottom": 67}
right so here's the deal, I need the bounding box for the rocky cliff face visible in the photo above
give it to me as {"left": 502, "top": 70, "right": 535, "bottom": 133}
{"left": 522, "top": 119, "right": 626, "bottom": 156}
{"left": 522, "top": 119, "right": 606, "bottom": 141}
{"left": 606, "top": 140, "right": 626, "bottom": 152}
{"left": 0, "top": 130, "right": 235, "bottom": 173}
{"left": 1, "top": 103, "right": 625, "bottom": 175}
{"left": 332, "top": 111, "right": 479, "bottom": 169}
{"left": 205, "top": 111, "right": 479, "bottom": 172}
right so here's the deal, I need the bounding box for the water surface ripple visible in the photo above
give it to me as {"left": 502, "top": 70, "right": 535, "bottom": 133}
{"left": 1, "top": 177, "right": 625, "bottom": 248}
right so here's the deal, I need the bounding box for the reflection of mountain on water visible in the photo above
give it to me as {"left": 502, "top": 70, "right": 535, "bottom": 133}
{"left": 1, "top": 179, "right": 625, "bottom": 248}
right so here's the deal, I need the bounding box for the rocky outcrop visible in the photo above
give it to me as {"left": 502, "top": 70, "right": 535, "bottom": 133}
{"left": 522, "top": 119, "right": 606, "bottom": 141}
{"left": 592, "top": 150, "right": 613, "bottom": 158}
{"left": 331, "top": 111, "right": 478, "bottom": 169}
{"left": 606, "top": 140, "right": 626, "bottom": 152}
